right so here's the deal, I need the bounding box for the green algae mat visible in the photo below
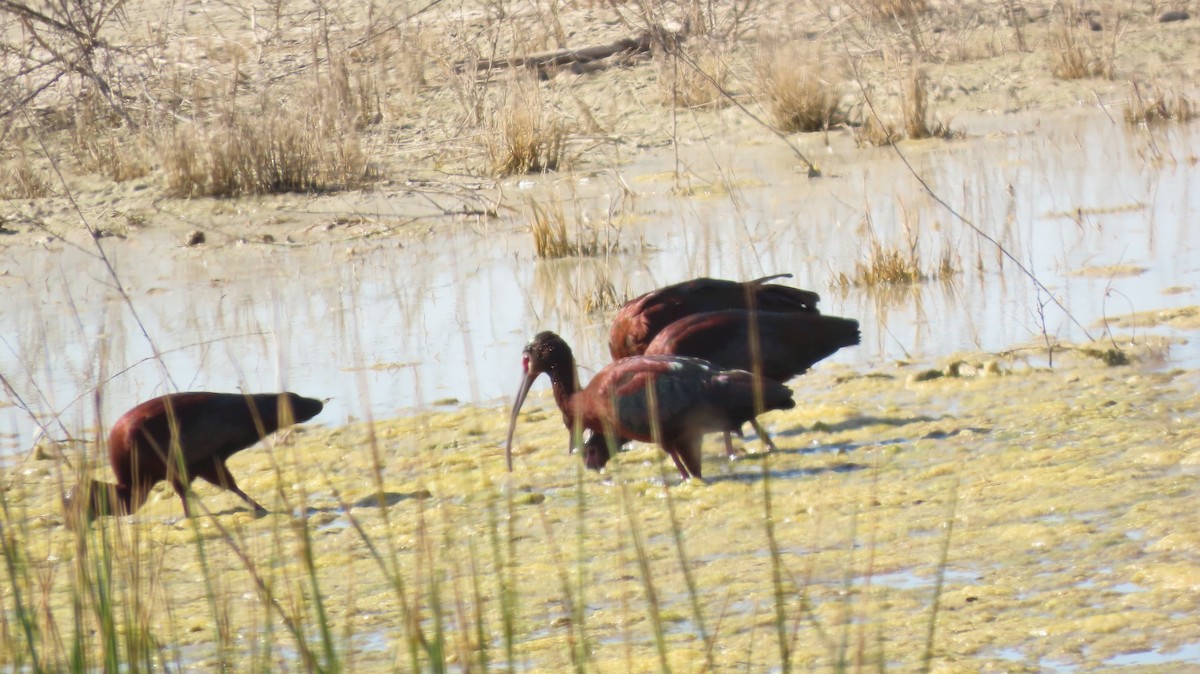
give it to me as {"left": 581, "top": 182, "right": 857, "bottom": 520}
{"left": 3, "top": 351, "right": 1198, "bottom": 672}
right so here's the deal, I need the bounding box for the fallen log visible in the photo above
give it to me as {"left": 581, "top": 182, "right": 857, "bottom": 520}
{"left": 453, "top": 31, "right": 658, "bottom": 75}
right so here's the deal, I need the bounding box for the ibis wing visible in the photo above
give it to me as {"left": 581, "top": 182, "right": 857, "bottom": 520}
{"left": 666, "top": 276, "right": 819, "bottom": 313}
{"left": 139, "top": 393, "right": 272, "bottom": 468}
{"left": 752, "top": 280, "right": 821, "bottom": 313}
{"left": 646, "top": 311, "right": 860, "bottom": 381}
{"left": 592, "top": 356, "right": 723, "bottom": 440}
{"left": 609, "top": 275, "right": 821, "bottom": 359}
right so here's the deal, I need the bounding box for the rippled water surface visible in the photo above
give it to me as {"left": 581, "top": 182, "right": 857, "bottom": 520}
{"left": 2, "top": 110, "right": 1198, "bottom": 459}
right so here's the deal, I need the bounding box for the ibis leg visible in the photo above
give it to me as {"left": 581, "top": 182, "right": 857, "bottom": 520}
{"left": 200, "top": 461, "right": 269, "bottom": 513}
{"left": 750, "top": 419, "right": 779, "bottom": 452}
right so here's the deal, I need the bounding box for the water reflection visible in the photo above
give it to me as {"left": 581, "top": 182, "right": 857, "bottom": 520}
{"left": 2, "top": 110, "right": 1199, "bottom": 461}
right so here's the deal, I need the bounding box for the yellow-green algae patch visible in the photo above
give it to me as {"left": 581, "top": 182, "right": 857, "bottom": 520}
{"left": 1104, "top": 305, "right": 1200, "bottom": 330}
{"left": 3, "top": 352, "right": 1199, "bottom": 672}
{"left": 1069, "top": 264, "right": 1149, "bottom": 278}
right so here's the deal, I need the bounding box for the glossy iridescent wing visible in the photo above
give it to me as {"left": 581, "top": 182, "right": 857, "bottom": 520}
{"left": 599, "top": 356, "right": 722, "bottom": 439}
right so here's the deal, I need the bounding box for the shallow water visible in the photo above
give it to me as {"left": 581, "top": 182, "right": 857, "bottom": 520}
{"left": 2, "top": 110, "right": 1199, "bottom": 459}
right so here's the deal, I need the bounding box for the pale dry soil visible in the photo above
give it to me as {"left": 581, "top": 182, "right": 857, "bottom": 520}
{"left": 5, "top": 349, "right": 1200, "bottom": 672}
{"left": 2, "top": 0, "right": 1200, "bottom": 248}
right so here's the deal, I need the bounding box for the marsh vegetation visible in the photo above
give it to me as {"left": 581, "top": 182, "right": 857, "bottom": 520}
{"left": 2, "top": 0, "right": 1200, "bottom": 670}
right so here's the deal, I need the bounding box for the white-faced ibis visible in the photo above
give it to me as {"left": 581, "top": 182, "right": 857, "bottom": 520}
{"left": 505, "top": 331, "right": 795, "bottom": 479}
{"left": 609, "top": 274, "right": 821, "bottom": 360}
{"left": 644, "top": 309, "right": 860, "bottom": 451}
{"left": 67, "top": 392, "right": 323, "bottom": 522}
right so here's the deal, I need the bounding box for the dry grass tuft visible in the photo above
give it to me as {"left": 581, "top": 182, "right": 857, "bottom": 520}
{"left": 1079, "top": 346, "right": 1130, "bottom": 366}
{"left": 1125, "top": 83, "right": 1196, "bottom": 125}
{"left": 584, "top": 274, "right": 621, "bottom": 313}
{"left": 1049, "top": 28, "right": 1090, "bottom": 79}
{"left": 529, "top": 198, "right": 621, "bottom": 259}
{"left": 74, "top": 131, "right": 150, "bottom": 183}
{"left": 530, "top": 198, "right": 571, "bottom": 258}
{"left": 868, "top": 0, "right": 929, "bottom": 20}
{"left": 836, "top": 239, "right": 926, "bottom": 287}
{"left": 159, "top": 93, "right": 370, "bottom": 198}
{"left": 329, "top": 57, "right": 385, "bottom": 130}
{"left": 1049, "top": 26, "right": 1114, "bottom": 80}
{"left": 60, "top": 93, "right": 149, "bottom": 181}
{"left": 854, "top": 68, "right": 955, "bottom": 146}
{"left": 855, "top": 114, "right": 902, "bottom": 147}
{"left": 486, "top": 79, "right": 568, "bottom": 176}
{"left": 902, "top": 67, "right": 954, "bottom": 140}
{"left": 756, "top": 44, "right": 846, "bottom": 133}
{"left": 0, "top": 159, "right": 53, "bottom": 199}
{"left": 935, "top": 245, "right": 959, "bottom": 280}
{"left": 836, "top": 211, "right": 958, "bottom": 287}
{"left": 658, "top": 41, "right": 731, "bottom": 109}
{"left": 160, "top": 116, "right": 363, "bottom": 198}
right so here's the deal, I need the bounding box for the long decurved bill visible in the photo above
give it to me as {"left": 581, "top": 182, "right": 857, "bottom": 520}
{"left": 505, "top": 371, "right": 539, "bottom": 471}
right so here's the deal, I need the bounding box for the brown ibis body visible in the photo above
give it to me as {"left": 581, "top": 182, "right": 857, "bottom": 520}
{"left": 643, "top": 310, "right": 861, "bottom": 380}
{"left": 69, "top": 392, "right": 323, "bottom": 521}
{"left": 642, "top": 309, "right": 861, "bottom": 451}
{"left": 609, "top": 274, "right": 821, "bottom": 360}
{"left": 505, "top": 331, "right": 794, "bottom": 479}
{"left": 643, "top": 309, "right": 859, "bottom": 450}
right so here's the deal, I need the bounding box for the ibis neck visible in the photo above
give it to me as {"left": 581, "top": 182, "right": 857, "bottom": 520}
{"left": 546, "top": 354, "right": 581, "bottom": 419}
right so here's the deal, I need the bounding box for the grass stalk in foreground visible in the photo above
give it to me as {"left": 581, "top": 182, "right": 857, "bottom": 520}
{"left": 574, "top": 465, "right": 590, "bottom": 671}
{"left": 852, "top": 459, "right": 885, "bottom": 672}
{"left": 833, "top": 504, "right": 860, "bottom": 673}
{"left": 441, "top": 506, "right": 476, "bottom": 669}
{"left": 189, "top": 500, "right": 325, "bottom": 671}
{"left": 920, "top": 477, "right": 960, "bottom": 674}
{"left": 292, "top": 507, "right": 340, "bottom": 673}
{"left": 760, "top": 455, "right": 792, "bottom": 673}
{"left": 467, "top": 536, "right": 492, "bottom": 673}
{"left": 659, "top": 465, "right": 714, "bottom": 670}
{"left": 489, "top": 488, "right": 518, "bottom": 672}
{"left": 616, "top": 482, "right": 634, "bottom": 672}
{"left": 0, "top": 498, "right": 41, "bottom": 672}
{"left": 183, "top": 498, "right": 234, "bottom": 669}
{"left": 340, "top": 300, "right": 432, "bottom": 669}
{"left": 621, "top": 484, "right": 671, "bottom": 674}
{"left": 741, "top": 597, "right": 759, "bottom": 674}
{"left": 533, "top": 473, "right": 588, "bottom": 673}
{"left": 415, "top": 497, "right": 448, "bottom": 672}
{"left": 312, "top": 471, "right": 433, "bottom": 669}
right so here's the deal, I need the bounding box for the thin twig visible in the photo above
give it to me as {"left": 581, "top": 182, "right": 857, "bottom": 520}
{"left": 843, "top": 43, "right": 1095, "bottom": 343}
{"left": 20, "top": 105, "right": 179, "bottom": 391}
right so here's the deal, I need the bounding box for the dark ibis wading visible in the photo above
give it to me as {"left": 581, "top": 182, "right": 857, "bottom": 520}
{"left": 644, "top": 310, "right": 861, "bottom": 380}
{"left": 67, "top": 392, "right": 323, "bottom": 522}
{"left": 609, "top": 274, "right": 821, "bottom": 360}
{"left": 643, "top": 308, "right": 860, "bottom": 450}
{"left": 505, "top": 331, "right": 794, "bottom": 479}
